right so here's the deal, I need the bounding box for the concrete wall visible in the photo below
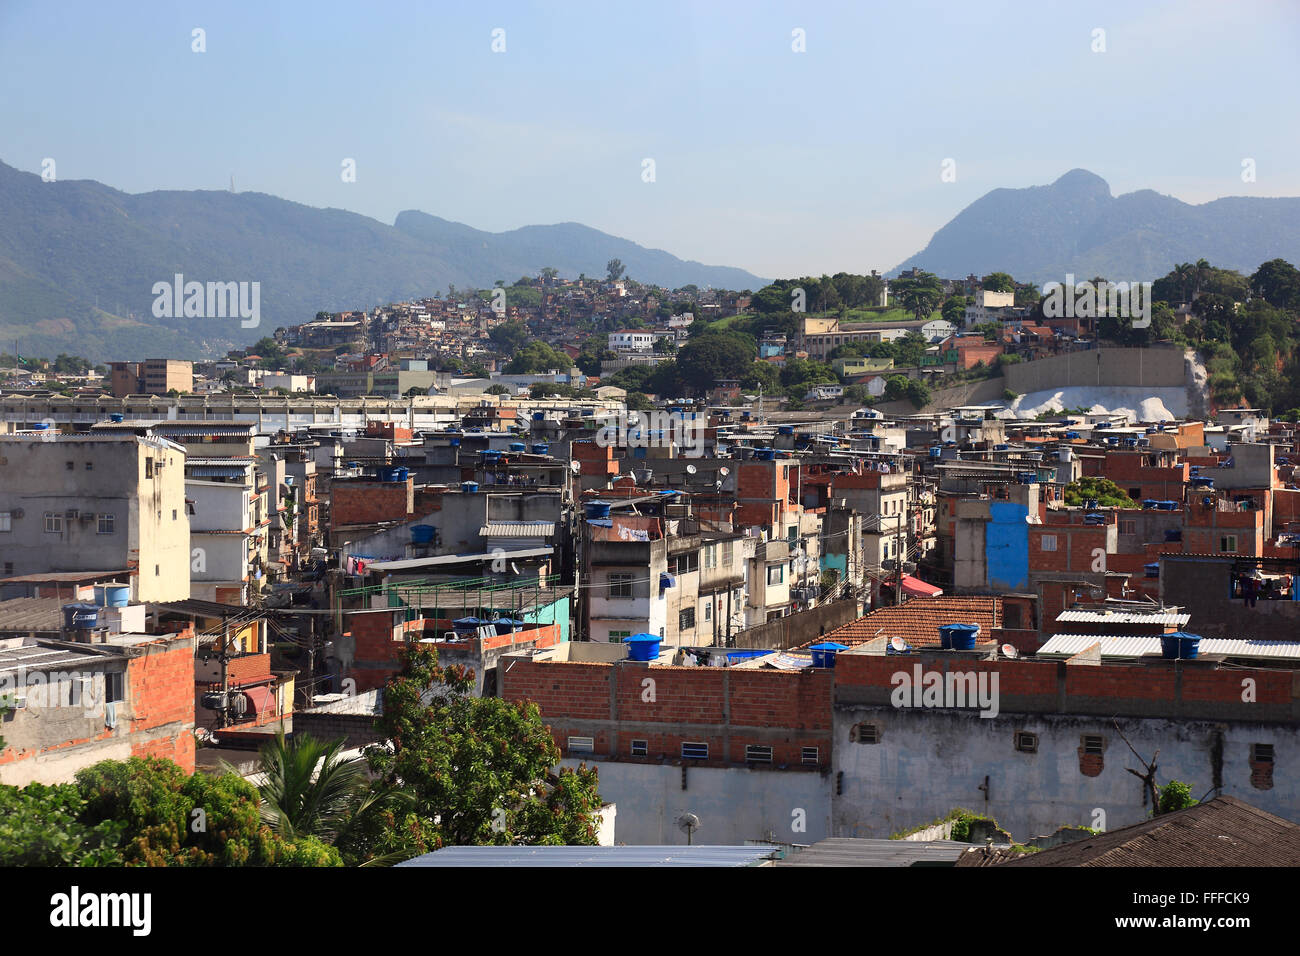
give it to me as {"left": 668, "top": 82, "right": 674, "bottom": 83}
{"left": 729, "top": 599, "right": 862, "bottom": 651}
{"left": 560, "top": 757, "right": 831, "bottom": 846}
{"left": 1002, "top": 347, "right": 1186, "bottom": 394}
{"left": 831, "top": 705, "right": 1300, "bottom": 841}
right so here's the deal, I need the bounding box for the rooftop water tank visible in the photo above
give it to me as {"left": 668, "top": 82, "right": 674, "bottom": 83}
{"left": 461, "top": 481, "right": 479, "bottom": 493}
{"left": 585, "top": 500, "right": 611, "bottom": 519}
{"left": 410, "top": 524, "right": 435, "bottom": 544}
{"left": 109, "top": 413, "right": 124, "bottom": 423}
{"left": 809, "top": 642, "right": 849, "bottom": 668}
{"left": 63, "top": 603, "right": 99, "bottom": 630}
{"left": 509, "top": 442, "right": 526, "bottom": 453}
{"left": 531, "top": 443, "right": 549, "bottom": 455}
{"left": 93, "top": 585, "right": 130, "bottom": 608}
{"left": 625, "top": 633, "right": 661, "bottom": 662}
{"left": 1161, "top": 632, "right": 1201, "bottom": 660}
{"left": 938, "top": 623, "right": 981, "bottom": 651}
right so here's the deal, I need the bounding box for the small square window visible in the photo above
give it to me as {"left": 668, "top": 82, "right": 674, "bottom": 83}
{"left": 97, "top": 514, "right": 115, "bottom": 535}
{"left": 1015, "top": 731, "right": 1038, "bottom": 753}
{"left": 1252, "top": 743, "right": 1274, "bottom": 764}
{"left": 1082, "top": 734, "right": 1104, "bottom": 755}
{"left": 105, "top": 671, "right": 125, "bottom": 704}
{"left": 630, "top": 739, "right": 648, "bottom": 757}
{"left": 85, "top": 462, "right": 93, "bottom": 471}
{"left": 801, "top": 747, "right": 819, "bottom": 765}
{"left": 854, "top": 723, "right": 880, "bottom": 744}
{"left": 681, "top": 741, "right": 709, "bottom": 760}
{"left": 567, "top": 735, "right": 594, "bottom": 755}
{"left": 65, "top": 461, "right": 74, "bottom": 470}
{"left": 745, "top": 744, "right": 773, "bottom": 764}
{"left": 1041, "top": 534, "right": 1058, "bottom": 552}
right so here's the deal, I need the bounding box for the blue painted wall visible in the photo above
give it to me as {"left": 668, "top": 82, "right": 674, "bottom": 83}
{"left": 987, "top": 502, "right": 1029, "bottom": 591}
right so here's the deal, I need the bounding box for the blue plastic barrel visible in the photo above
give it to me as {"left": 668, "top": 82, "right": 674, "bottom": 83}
{"left": 94, "top": 585, "right": 129, "bottom": 607}
{"left": 626, "top": 634, "right": 662, "bottom": 662}
{"left": 810, "top": 641, "right": 849, "bottom": 668}
{"left": 938, "top": 623, "right": 981, "bottom": 650}
{"left": 63, "top": 603, "right": 99, "bottom": 629}
{"left": 410, "top": 525, "right": 435, "bottom": 544}
{"left": 1161, "top": 632, "right": 1201, "bottom": 660}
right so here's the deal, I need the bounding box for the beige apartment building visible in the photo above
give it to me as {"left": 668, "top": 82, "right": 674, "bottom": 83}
{"left": 109, "top": 359, "right": 193, "bottom": 398}
{"left": 0, "top": 433, "right": 190, "bottom": 601}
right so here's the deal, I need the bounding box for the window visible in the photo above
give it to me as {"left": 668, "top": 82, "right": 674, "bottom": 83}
{"left": 1119, "top": 519, "right": 1137, "bottom": 535}
{"left": 567, "top": 736, "right": 594, "bottom": 755}
{"left": 721, "top": 540, "right": 734, "bottom": 566}
{"left": 2, "top": 563, "right": 10, "bottom": 576}
{"left": 703, "top": 602, "right": 712, "bottom": 622}
{"left": 0, "top": 512, "right": 10, "bottom": 533}
{"left": 703, "top": 545, "right": 716, "bottom": 570}
{"left": 1082, "top": 735, "right": 1104, "bottom": 755}
{"left": 679, "top": 608, "right": 695, "bottom": 630}
{"left": 145, "top": 457, "right": 154, "bottom": 478}
{"left": 97, "top": 513, "right": 115, "bottom": 535}
{"left": 1252, "top": 743, "right": 1274, "bottom": 764}
{"left": 1015, "top": 731, "right": 1038, "bottom": 753}
{"left": 853, "top": 723, "right": 880, "bottom": 744}
{"left": 1040, "top": 534, "right": 1058, "bottom": 552}
{"left": 1128, "top": 488, "right": 1141, "bottom": 501}
{"left": 671, "top": 552, "right": 698, "bottom": 575}
{"left": 608, "top": 573, "right": 633, "bottom": 598}
{"left": 1004, "top": 604, "right": 1023, "bottom": 630}
{"left": 681, "top": 742, "right": 709, "bottom": 760}
{"left": 745, "top": 744, "right": 773, "bottom": 764}
{"left": 801, "top": 747, "right": 819, "bottom": 765}
{"left": 105, "top": 671, "right": 125, "bottom": 705}
{"left": 630, "top": 739, "right": 648, "bottom": 757}
{"left": 44, "top": 512, "right": 63, "bottom": 534}
{"left": 65, "top": 461, "right": 74, "bottom": 471}
{"left": 608, "top": 630, "right": 630, "bottom": 643}
{"left": 85, "top": 461, "right": 93, "bottom": 470}
{"left": 1220, "top": 535, "right": 1238, "bottom": 553}
{"left": 172, "top": 509, "right": 178, "bottom": 520}
{"left": 767, "top": 564, "right": 784, "bottom": 586}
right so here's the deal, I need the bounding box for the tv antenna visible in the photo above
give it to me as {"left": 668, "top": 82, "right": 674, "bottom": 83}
{"left": 676, "top": 812, "right": 701, "bottom": 846}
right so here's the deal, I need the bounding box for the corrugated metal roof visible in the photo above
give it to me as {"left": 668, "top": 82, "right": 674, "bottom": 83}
{"left": 776, "top": 838, "right": 969, "bottom": 867}
{"left": 396, "top": 844, "right": 780, "bottom": 867}
{"left": 1037, "top": 634, "right": 1300, "bottom": 661}
{"left": 1055, "top": 609, "right": 1190, "bottom": 626}
{"left": 478, "top": 521, "right": 556, "bottom": 538}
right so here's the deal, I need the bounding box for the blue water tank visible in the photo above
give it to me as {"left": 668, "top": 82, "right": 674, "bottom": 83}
{"left": 809, "top": 642, "right": 850, "bottom": 668}
{"left": 585, "top": 500, "right": 611, "bottom": 519}
{"left": 531, "top": 443, "right": 549, "bottom": 455}
{"left": 410, "top": 524, "right": 435, "bottom": 544}
{"left": 533, "top": 412, "right": 545, "bottom": 421}
{"left": 63, "top": 603, "right": 99, "bottom": 630}
{"left": 461, "top": 481, "right": 479, "bottom": 493}
{"left": 938, "top": 623, "right": 981, "bottom": 650}
{"left": 94, "top": 585, "right": 130, "bottom": 607}
{"left": 1161, "top": 632, "right": 1202, "bottom": 660}
{"left": 109, "top": 413, "right": 124, "bottom": 423}
{"left": 509, "top": 442, "right": 526, "bottom": 453}
{"left": 626, "top": 634, "right": 662, "bottom": 662}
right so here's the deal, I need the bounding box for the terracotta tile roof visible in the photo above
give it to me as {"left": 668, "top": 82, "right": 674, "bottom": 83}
{"left": 815, "top": 596, "right": 1002, "bottom": 648}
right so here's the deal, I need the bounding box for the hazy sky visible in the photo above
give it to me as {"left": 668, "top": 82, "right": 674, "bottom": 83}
{"left": 2, "top": 0, "right": 1297, "bottom": 280}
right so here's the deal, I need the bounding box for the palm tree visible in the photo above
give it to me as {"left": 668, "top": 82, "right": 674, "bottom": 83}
{"left": 1194, "top": 258, "right": 1212, "bottom": 298}
{"left": 1173, "top": 263, "right": 1196, "bottom": 304}
{"left": 236, "top": 729, "right": 409, "bottom": 861}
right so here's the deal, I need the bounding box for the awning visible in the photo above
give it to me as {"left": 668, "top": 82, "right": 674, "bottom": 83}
{"left": 898, "top": 575, "right": 943, "bottom": 598}
{"left": 240, "top": 684, "right": 278, "bottom": 718}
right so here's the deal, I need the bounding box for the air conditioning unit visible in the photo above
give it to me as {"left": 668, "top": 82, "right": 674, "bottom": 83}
{"left": 65, "top": 509, "right": 80, "bottom": 519}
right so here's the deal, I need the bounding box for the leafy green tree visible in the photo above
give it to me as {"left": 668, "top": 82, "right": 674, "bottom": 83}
{"left": 486, "top": 384, "right": 512, "bottom": 395}
{"left": 505, "top": 341, "right": 569, "bottom": 375}
{"left": 675, "top": 331, "right": 756, "bottom": 394}
{"left": 0, "top": 782, "right": 125, "bottom": 866}
{"left": 1063, "top": 477, "right": 1137, "bottom": 508}
{"left": 575, "top": 342, "right": 616, "bottom": 376}
{"left": 1157, "top": 780, "right": 1198, "bottom": 815}
{"left": 1251, "top": 259, "right": 1300, "bottom": 311}
{"left": 653, "top": 337, "right": 678, "bottom": 355}
{"left": 489, "top": 320, "right": 531, "bottom": 354}
{"left": 941, "top": 295, "right": 967, "bottom": 324}
{"left": 982, "top": 272, "right": 1015, "bottom": 293}
{"left": 74, "top": 756, "right": 342, "bottom": 866}
{"left": 606, "top": 259, "right": 625, "bottom": 281}
{"left": 893, "top": 272, "right": 943, "bottom": 323}
{"left": 353, "top": 644, "right": 603, "bottom": 859}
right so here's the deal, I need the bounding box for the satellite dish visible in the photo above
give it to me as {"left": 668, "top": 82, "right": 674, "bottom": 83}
{"left": 890, "top": 636, "right": 908, "bottom": 653}
{"left": 676, "top": 812, "right": 701, "bottom": 846}
{"left": 1001, "top": 644, "right": 1018, "bottom": 659}
{"left": 685, "top": 464, "right": 697, "bottom": 475}
{"left": 569, "top": 460, "right": 582, "bottom": 474}
{"left": 718, "top": 467, "right": 730, "bottom": 477}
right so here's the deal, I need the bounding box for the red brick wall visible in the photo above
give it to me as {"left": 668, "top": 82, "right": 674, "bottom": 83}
{"left": 225, "top": 652, "right": 271, "bottom": 685}
{"left": 126, "top": 632, "right": 197, "bottom": 773}
{"left": 331, "top": 478, "right": 414, "bottom": 528}
{"left": 501, "top": 659, "right": 834, "bottom": 767}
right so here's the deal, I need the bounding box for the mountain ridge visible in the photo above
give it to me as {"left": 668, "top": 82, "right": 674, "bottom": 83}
{"left": 891, "top": 169, "right": 1300, "bottom": 283}
{"left": 0, "top": 160, "right": 768, "bottom": 362}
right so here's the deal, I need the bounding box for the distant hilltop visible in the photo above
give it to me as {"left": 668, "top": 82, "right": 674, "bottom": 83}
{"left": 0, "top": 159, "right": 768, "bottom": 361}
{"left": 892, "top": 169, "right": 1300, "bottom": 284}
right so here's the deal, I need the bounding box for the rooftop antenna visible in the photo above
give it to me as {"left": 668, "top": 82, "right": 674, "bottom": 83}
{"left": 230, "top": 174, "right": 235, "bottom": 193}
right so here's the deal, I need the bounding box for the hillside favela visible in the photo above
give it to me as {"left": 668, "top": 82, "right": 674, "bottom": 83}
{"left": 2, "top": 3, "right": 1299, "bottom": 899}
